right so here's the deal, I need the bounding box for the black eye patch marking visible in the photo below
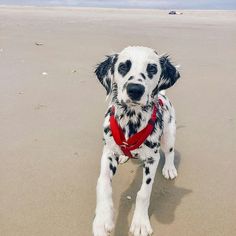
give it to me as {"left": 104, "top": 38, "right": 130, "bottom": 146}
{"left": 118, "top": 60, "right": 132, "bottom": 77}
{"left": 147, "top": 63, "right": 157, "bottom": 79}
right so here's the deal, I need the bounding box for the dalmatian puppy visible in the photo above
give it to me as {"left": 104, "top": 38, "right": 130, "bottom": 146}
{"left": 93, "top": 46, "right": 180, "bottom": 236}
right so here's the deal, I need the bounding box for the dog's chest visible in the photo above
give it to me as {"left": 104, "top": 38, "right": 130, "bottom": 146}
{"left": 103, "top": 108, "right": 163, "bottom": 160}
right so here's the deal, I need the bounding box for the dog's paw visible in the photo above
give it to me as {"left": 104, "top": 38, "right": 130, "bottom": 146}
{"left": 130, "top": 213, "right": 153, "bottom": 236}
{"left": 162, "top": 164, "right": 178, "bottom": 179}
{"left": 93, "top": 213, "right": 114, "bottom": 236}
{"left": 118, "top": 155, "right": 129, "bottom": 164}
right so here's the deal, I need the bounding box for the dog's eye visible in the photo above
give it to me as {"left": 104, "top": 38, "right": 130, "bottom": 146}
{"left": 118, "top": 60, "right": 131, "bottom": 76}
{"left": 147, "top": 64, "right": 157, "bottom": 79}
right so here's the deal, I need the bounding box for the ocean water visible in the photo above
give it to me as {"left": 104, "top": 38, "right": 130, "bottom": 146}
{"left": 0, "top": 0, "right": 236, "bottom": 10}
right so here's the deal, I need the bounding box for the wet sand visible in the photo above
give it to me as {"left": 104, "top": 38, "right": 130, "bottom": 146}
{"left": 0, "top": 6, "right": 236, "bottom": 236}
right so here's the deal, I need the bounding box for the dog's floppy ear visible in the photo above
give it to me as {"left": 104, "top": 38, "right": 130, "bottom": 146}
{"left": 95, "top": 54, "right": 118, "bottom": 95}
{"left": 158, "top": 55, "right": 180, "bottom": 91}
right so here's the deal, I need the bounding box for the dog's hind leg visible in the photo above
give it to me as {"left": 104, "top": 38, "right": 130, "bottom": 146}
{"left": 130, "top": 154, "right": 160, "bottom": 236}
{"left": 161, "top": 109, "right": 178, "bottom": 179}
{"left": 93, "top": 146, "right": 118, "bottom": 236}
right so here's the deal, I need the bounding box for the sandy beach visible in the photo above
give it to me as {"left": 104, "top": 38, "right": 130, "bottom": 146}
{"left": 0, "top": 6, "right": 236, "bottom": 236}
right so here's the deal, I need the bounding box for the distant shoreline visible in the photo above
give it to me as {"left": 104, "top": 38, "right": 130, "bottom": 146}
{"left": 0, "top": 1, "right": 236, "bottom": 10}
{"left": 0, "top": 5, "right": 236, "bottom": 12}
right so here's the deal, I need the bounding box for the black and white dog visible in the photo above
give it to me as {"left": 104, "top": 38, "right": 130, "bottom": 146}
{"left": 93, "top": 46, "right": 180, "bottom": 236}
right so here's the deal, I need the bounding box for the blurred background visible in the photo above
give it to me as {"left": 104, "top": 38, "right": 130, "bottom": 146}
{"left": 0, "top": 0, "right": 236, "bottom": 9}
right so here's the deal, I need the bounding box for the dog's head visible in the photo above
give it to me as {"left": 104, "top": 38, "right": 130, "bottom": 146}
{"left": 95, "top": 46, "right": 180, "bottom": 107}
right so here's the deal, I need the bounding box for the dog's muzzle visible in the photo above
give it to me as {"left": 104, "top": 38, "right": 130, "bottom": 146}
{"left": 126, "top": 83, "right": 145, "bottom": 101}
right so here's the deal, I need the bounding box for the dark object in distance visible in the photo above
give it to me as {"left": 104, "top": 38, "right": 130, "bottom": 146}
{"left": 169, "top": 10, "right": 183, "bottom": 15}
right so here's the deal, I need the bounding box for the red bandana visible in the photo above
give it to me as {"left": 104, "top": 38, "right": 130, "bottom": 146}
{"left": 109, "top": 99, "right": 163, "bottom": 158}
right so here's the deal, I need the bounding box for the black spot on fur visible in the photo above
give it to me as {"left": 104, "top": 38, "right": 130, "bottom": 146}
{"left": 126, "top": 109, "right": 136, "bottom": 118}
{"left": 144, "top": 140, "right": 157, "bottom": 149}
{"left": 168, "top": 115, "right": 172, "bottom": 123}
{"left": 146, "top": 178, "right": 152, "bottom": 184}
{"left": 118, "top": 60, "right": 132, "bottom": 77}
{"left": 152, "top": 109, "right": 163, "bottom": 134}
{"left": 145, "top": 167, "right": 150, "bottom": 175}
{"left": 128, "top": 76, "right": 134, "bottom": 81}
{"left": 108, "top": 157, "right": 112, "bottom": 162}
{"left": 169, "top": 147, "right": 173, "bottom": 152}
{"left": 147, "top": 157, "right": 154, "bottom": 164}
{"left": 109, "top": 163, "right": 117, "bottom": 175}
{"left": 128, "top": 122, "right": 137, "bottom": 137}
{"left": 140, "top": 103, "right": 152, "bottom": 112}
{"left": 138, "top": 113, "right": 142, "bottom": 120}
{"left": 134, "top": 153, "right": 139, "bottom": 158}
{"left": 102, "top": 138, "right": 106, "bottom": 145}
{"left": 138, "top": 79, "right": 142, "bottom": 82}
{"left": 104, "top": 126, "right": 110, "bottom": 135}
{"left": 128, "top": 119, "right": 141, "bottom": 137}
{"left": 146, "top": 63, "right": 157, "bottom": 79}
{"left": 120, "top": 114, "right": 124, "bottom": 120}
{"left": 140, "top": 73, "right": 146, "bottom": 79}
{"left": 154, "top": 143, "right": 160, "bottom": 153}
{"left": 105, "top": 107, "right": 112, "bottom": 117}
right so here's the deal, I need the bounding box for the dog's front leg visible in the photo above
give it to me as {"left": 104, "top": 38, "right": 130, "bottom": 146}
{"left": 93, "top": 146, "right": 117, "bottom": 236}
{"left": 130, "top": 154, "right": 160, "bottom": 236}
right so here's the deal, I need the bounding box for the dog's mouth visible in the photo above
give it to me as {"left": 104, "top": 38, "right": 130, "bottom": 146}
{"left": 120, "top": 99, "right": 137, "bottom": 107}
{"left": 121, "top": 98, "right": 147, "bottom": 107}
{"left": 126, "top": 99, "right": 140, "bottom": 106}
{"left": 128, "top": 93, "right": 150, "bottom": 106}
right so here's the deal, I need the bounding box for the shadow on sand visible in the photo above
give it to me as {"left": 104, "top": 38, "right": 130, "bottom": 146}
{"left": 114, "top": 150, "right": 192, "bottom": 236}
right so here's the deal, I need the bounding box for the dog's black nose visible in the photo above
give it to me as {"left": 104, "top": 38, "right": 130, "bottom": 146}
{"left": 127, "top": 83, "right": 145, "bottom": 101}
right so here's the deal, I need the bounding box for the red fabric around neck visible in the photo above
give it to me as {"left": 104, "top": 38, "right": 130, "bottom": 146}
{"left": 109, "top": 99, "right": 163, "bottom": 158}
